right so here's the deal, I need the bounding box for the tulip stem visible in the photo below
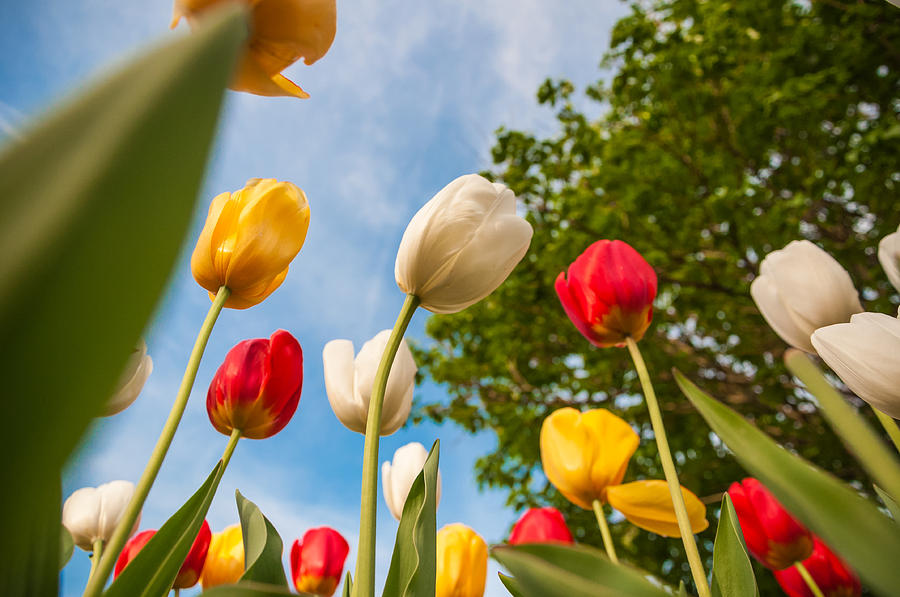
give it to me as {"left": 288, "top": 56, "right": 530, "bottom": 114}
{"left": 83, "top": 286, "right": 231, "bottom": 597}
{"left": 626, "top": 337, "right": 710, "bottom": 597}
{"left": 795, "top": 562, "right": 825, "bottom": 597}
{"left": 873, "top": 408, "right": 900, "bottom": 454}
{"left": 86, "top": 539, "right": 103, "bottom": 585}
{"left": 222, "top": 427, "right": 241, "bottom": 468}
{"left": 591, "top": 500, "right": 619, "bottom": 563}
{"left": 352, "top": 293, "right": 420, "bottom": 597}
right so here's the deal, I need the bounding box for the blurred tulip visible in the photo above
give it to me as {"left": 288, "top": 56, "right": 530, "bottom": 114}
{"left": 62, "top": 481, "right": 140, "bottom": 551}
{"left": 879, "top": 226, "right": 900, "bottom": 293}
{"left": 171, "top": 0, "right": 336, "bottom": 99}
{"left": 290, "top": 527, "right": 349, "bottom": 596}
{"left": 508, "top": 507, "right": 573, "bottom": 545}
{"left": 382, "top": 442, "right": 442, "bottom": 520}
{"left": 207, "top": 329, "right": 303, "bottom": 439}
{"left": 201, "top": 524, "right": 244, "bottom": 588}
{"left": 750, "top": 240, "right": 862, "bottom": 353}
{"left": 395, "top": 174, "right": 533, "bottom": 314}
{"left": 555, "top": 239, "right": 657, "bottom": 348}
{"left": 191, "top": 178, "right": 311, "bottom": 309}
{"left": 103, "top": 339, "right": 153, "bottom": 416}
{"left": 436, "top": 523, "right": 488, "bottom": 597}
{"left": 114, "top": 521, "right": 211, "bottom": 588}
{"left": 811, "top": 312, "right": 900, "bottom": 418}
{"left": 728, "top": 478, "right": 813, "bottom": 569}
{"left": 324, "top": 329, "right": 416, "bottom": 436}
{"left": 774, "top": 537, "right": 861, "bottom": 597}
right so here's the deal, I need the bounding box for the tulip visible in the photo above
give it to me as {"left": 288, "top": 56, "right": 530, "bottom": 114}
{"left": 113, "top": 521, "right": 211, "bottom": 588}
{"left": 191, "top": 178, "right": 311, "bottom": 309}
{"left": 811, "top": 312, "right": 900, "bottom": 418}
{"left": 540, "top": 407, "right": 708, "bottom": 536}
{"left": 750, "top": 240, "right": 862, "bottom": 353}
{"left": 382, "top": 442, "right": 443, "bottom": 520}
{"left": 62, "top": 481, "right": 140, "bottom": 551}
{"left": 879, "top": 225, "right": 900, "bottom": 293}
{"left": 774, "top": 537, "right": 861, "bottom": 597}
{"left": 207, "top": 329, "right": 303, "bottom": 439}
{"left": 324, "top": 330, "right": 416, "bottom": 436}
{"left": 114, "top": 529, "right": 154, "bottom": 578}
{"left": 171, "top": 0, "right": 336, "bottom": 99}
{"left": 555, "top": 239, "right": 657, "bottom": 348}
{"left": 103, "top": 339, "right": 153, "bottom": 416}
{"left": 290, "top": 527, "right": 349, "bottom": 596}
{"left": 201, "top": 524, "right": 245, "bottom": 588}
{"left": 508, "top": 507, "right": 574, "bottom": 545}
{"left": 436, "top": 523, "right": 488, "bottom": 597}
{"left": 728, "top": 478, "right": 813, "bottom": 569}
{"left": 394, "top": 174, "right": 533, "bottom": 314}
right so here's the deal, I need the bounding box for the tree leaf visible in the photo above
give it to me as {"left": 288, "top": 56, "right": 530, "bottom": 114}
{"left": 60, "top": 526, "right": 74, "bottom": 570}
{"left": 498, "top": 572, "right": 526, "bottom": 597}
{"left": 710, "top": 495, "right": 758, "bottom": 597}
{"left": 200, "top": 581, "right": 314, "bottom": 596}
{"left": 873, "top": 485, "right": 900, "bottom": 522}
{"left": 236, "top": 490, "right": 288, "bottom": 587}
{"left": 674, "top": 369, "right": 900, "bottom": 597}
{"left": 382, "top": 440, "right": 440, "bottom": 597}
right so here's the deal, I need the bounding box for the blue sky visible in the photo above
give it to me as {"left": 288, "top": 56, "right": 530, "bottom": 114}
{"left": 1, "top": 1, "right": 628, "bottom": 595}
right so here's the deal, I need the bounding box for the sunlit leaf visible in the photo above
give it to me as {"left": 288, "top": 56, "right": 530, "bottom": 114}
{"left": 237, "top": 490, "right": 288, "bottom": 587}
{"left": 710, "top": 495, "right": 758, "bottom": 597}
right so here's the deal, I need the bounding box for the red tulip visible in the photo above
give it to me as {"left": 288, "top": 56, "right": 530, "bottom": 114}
{"left": 113, "top": 520, "right": 211, "bottom": 589}
{"left": 774, "top": 537, "right": 861, "bottom": 597}
{"left": 290, "top": 527, "right": 350, "bottom": 596}
{"left": 114, "top": 529, "right": 154, "bottom": 578}
{"left": 207, "top": 329, "right": 303, "bottom": 439}
{"left": 508, "top": 507, "right": 574, "bottom": 545}
{"left": 555, "top": 240, "right": 657, "bottom": 348}
{"left": 728, "top": 478, "right": 813, "bottom": 570}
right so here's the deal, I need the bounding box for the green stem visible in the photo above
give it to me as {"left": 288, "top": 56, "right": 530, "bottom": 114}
{"left": 83, "top": 286, "right": 230, "bottom": 597}
{"left": 626, "top": 338, "right": 710, "bottom": 597}
{"left": 86, "top": 539, "right": 103, "bottom": 586}
{"left": 795, "top": 562, "right": 825, "bottom": 597}
{"left": 591, "top": 500, "right": 618, "bottom": 563}
{"left": 873, "top": 407, "right": 900, "bottom": 455}
{"left": 352, "top": 293, "right": 419, "bottom": 597}
{"left": 221, "top": 427, "right": 241, "bottom": 469}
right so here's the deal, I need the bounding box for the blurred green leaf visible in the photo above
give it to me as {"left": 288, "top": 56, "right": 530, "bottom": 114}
{"left": 237, "top": 490, "right": 288, "bottom": 587}
{"left": 342, "top": 572, "right": 352, "bottom": 597}
{"left": 874, "top": 486, "right": 900, "bottom": 522}
{"left": 59, "top": 526, "right": 74, "bottom": 570}
{"left": 201, "top": 581, "right": 313, "bottom": 596}
{"left": 674, "top": 369, "right": 900, "bottom": 597}
{"left": 678, "top": 581, "right": 688, "bottom": 597}
{"left": 498, "top": 572, "right": 526, "bottom": 597}
{"left": 710, "top": 495, "right": 758, "bottom": 597}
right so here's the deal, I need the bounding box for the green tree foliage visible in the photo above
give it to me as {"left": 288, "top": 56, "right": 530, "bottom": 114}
{"left": 415, "top": 0, "right": 899, "bottom": 591}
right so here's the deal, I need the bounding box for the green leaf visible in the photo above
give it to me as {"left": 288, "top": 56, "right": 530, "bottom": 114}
{"left": 677, "top": 581, "right": 688, "bottom": 597}
{"left": 60, "top": 526, "right": 74, "bottom": 570}
{"left": 492, "top": 543, "right": 672, "bottom": 597}
{"left": 236, "top": 490, "right": 288, "bottom": 586}
{"left": 200, "top": 581, "right": 314, "bottom": 596}
{"left": 382, "top": 439, "right": 440, "bottom": 597}
{"left": 874, "top": 485, "right": 900, "bottom": 522}
{"left": 0, "top": 6, "right": 245, "bottom": 595}
{"left": 342, "top": 572, "right": 353, "bottom": 597}
{"left": 498, "top": 572, "right": 526, "bottom": 597}
{"left": 674, "top": 369, "right": 900, "bottom": 597}
{"left": 105, "top": 462, "right": 225, "bottom": 597}
{"left": 710, "top": 495, "right": 758, "bottom": 597}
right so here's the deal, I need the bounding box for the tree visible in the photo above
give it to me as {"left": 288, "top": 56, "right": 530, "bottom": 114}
{"left": 415, "top": 0, "right": 900, "bottom": 591}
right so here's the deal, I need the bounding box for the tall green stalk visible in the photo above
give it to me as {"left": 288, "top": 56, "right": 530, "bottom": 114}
{"left": 352, "top": 294, "right": 420, "bottom": 597}
{"left": 591, "top": 500, "right": 618, "bottom": 563}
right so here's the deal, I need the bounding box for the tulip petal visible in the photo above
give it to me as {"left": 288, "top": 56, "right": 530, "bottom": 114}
{"left": 354, "top": 330, "right": 416, "bottom": 435}
{"left": 191, "top": 191, "right": 232, "bottom": 295}
{"left": 249, "top": 0, "right": 337, "bottom": 69}
{"left": 607, "top": 480, "right": 709, "bottom": 537}
{"left": 323, "top": 339, "right": 367, "bottom": 433}
{"left": 103, "top": 341, "right": 153, "bottom": 416}
{"left": 878, "top": 229, "right": 900, "bottom": 293}
{"left": 232, "top": 52, "right": 311, "bottom": 98}
{"left": 750, "top": 275, "right": 816, "bottom": 353}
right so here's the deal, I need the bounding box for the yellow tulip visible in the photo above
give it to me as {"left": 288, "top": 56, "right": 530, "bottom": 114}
{"left": 606, "top": 480, "right": 709, "bottom": 537}
{"left": 436, "top": 524, "right": 487, "bottom": 597}
{"left": 200, "top": 524, "right": 245, "bottom": 588}
{"left": 191, "top": 178, "right": 310, "bottom": 309}
{"left": 171, "top": 0, "right": 337, "bottom": 99}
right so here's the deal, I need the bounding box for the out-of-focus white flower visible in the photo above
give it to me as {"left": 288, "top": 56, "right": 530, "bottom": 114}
{"left": 750, "top": 240, "right": 862, "bottom": 353}
{"left": 394, "top": 174, "right": 533, "bottom": 314}
{"left": 382, "top": 442, "right": 442, "bottom": 520}
{"left": 62, "top": 481, "right": 140, "bottom": 551}
{"left": 878, "top": 226, "right": 900, "bottom": 293}
{"left": 323, "top": 330, "right": 416, "bottom": 436}
{"left": 103, "top": 340, "right": 153, "bottom": 416}
{"left": 812, "top": 313, "right": 900, "bottom": 418}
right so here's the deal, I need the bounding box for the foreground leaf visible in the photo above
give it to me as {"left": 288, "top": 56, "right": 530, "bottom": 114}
{"left": 342, "top": 572, "right": 353, "bottom": 597}
{"left": 710, "top": 495, "right": 758, "bottom": 597}
{"left": 201, "top": 581, "right": 313, "bottom": 596}
{"left": 237, "top": 490, "right": 288, "bottom": 586}
{"left": 498, "top": 572, "right": 525, "bottom": 597}
{"left": 59, "top": 526, "right": 74, "bottom": 570}
{"left": 874, "top": 485, "right": 900, "bottom": 522}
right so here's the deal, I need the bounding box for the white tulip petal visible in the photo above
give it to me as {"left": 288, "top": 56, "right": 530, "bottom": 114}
{"left": 382, "top": 442, "right": 442, "bottom": 521}
{"left": 878, "top": 229, "right": 900, "bottom": 293}
{"left": 382, "top": 461, "right": 399, "bottom": 519}
{"left": 750, "top": 275, "right": 815, "bottom": 352}
{"left": 96, "top": 480, "right": 139, "bottom": 542}
{"left": 62, "top": 481, "right": 138, "bottom": 551}
{"left": 324, "top": 339, "right": 368, "bottom": 434}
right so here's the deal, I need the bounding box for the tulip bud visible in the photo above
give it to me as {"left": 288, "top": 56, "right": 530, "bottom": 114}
{"left": 113, "top": 521, "right": 211, "bottom": 588}
{"left": 290, "top": 527, "right": 349, "bottom": 596}
{"left": 382, "top": 442, "right": 443, "bottom": 520}
{"left": 62, "top": 481, "right": 140, "bottom": 551}
{"left": 728, "top": 478, "right": 813, "bottom": 569}
{"left": 555, "top": 240, "right": 657, "bottom": 348}
{"left": 811, "top": 312, "right": 900, "bottom": 418}
{"left": 114, "top": 529, "right": 154, "bottom": 578}
{"left": 191, "top": 178, "right": 311, "bottom": 309}
{"left": 324, "top": 330, "right": 416, "bottom": 436}
{"left": 879, "top": 226, "right": 900, "bottom": 293}
{"left": 395, "top": 174, "right": 533, "bottom": 314}
{"left": 750, "top": 240, "right": 862, "bottom": 353}
{"left": 200, "top": 524, "right": 245, "bottom": 588}
{"left": 774, "top": 537, "right": 861, "bottom": 597}
{"left": 207, "top": 329, "right": 303, "bottom": 439}
{"left": 103, "top": 339, "right": 153, "bottom": 416}
{"left": 436, "top": 523, "right": 488, "bottom": 597}
{"left": 508, "top": 507, "right": 574, "bottom": 545}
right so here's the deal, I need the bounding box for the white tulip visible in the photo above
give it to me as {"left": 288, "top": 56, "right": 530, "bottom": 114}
{"left": 394, "top": 174, "right": 533, "bottom": 314}
{"left": 61, "top": 480, "right": 140, "bottom": 551}
{"left": 103, "top": 339, "right": 153, "bottom": 416}
{"left": 323, "top": 330, "right": 416, "bottom": 436}
{"left": 382, "top": 442, "right": 442, "bottom": 520}
{"left": 812, "top": 313, "right": 900, "bottom": 418}
{"left": 750, "top": 240, "right": 862, "bottom": 353}
{"left": 878, "top": 226, "right": 900, "bottom": 293}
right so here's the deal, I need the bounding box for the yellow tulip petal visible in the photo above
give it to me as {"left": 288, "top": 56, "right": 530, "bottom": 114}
{"left": 232, "top": 52, "right": 311, "bottom": 98}
{"left": 607, "top": 480, "right": 709, "bottom": 538}
{"left": 191, "top": 191, "right": 232, "bottom": 294}
{"left": 436, "top": 524, "right": 487, "bottom": 597}
{"left": 250, "top": 0, "right": 337, "bottom": 70}
{"left": 201, "top": 525, "right": 245, "bottom": 588}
